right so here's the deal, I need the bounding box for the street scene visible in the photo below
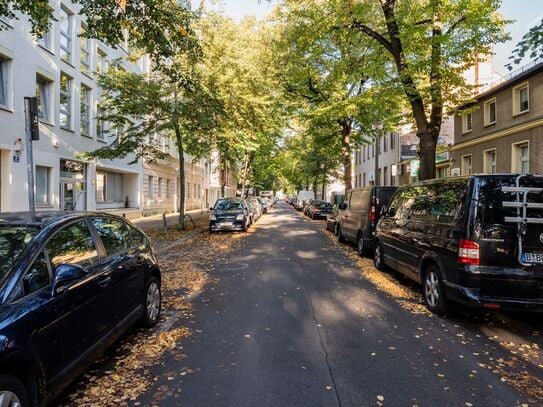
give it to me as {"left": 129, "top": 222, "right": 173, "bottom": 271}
{"left": 1, "top": 0, "right": 543, "bottom": 406}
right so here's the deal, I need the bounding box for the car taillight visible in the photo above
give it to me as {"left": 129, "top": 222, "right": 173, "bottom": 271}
{"left": 458, "top": 239, "right": 480, "bottom": 265}
{"left": 369, "top": 205, "right": 376, "bottom": 222}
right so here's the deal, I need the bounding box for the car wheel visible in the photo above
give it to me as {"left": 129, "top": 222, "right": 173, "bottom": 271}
{"left": 243, "top": 220, "right": 248, "bottom": 232}
{"left": 374, "top": 240, "right": 385, "bottom": 271}
{"left": 337, "top": 226, "right": 346, "bottom": 243}
{"left": 357, "top": 235, "right": 365, "bottom": 257}
{"left": 142, "top": 275, "right": 161, "bottom": 327}
{"left": 422, "top": 265, "right": 451, "bottom": 316}
{"left": 0, "top": 375, "right": 30, "bottom": 407}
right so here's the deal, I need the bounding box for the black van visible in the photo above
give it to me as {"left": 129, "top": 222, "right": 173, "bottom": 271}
{"left": 374, "top": 174, "right": 543, "bottom": 315}
{"left": 336, "top": 186, "right": 397, "bottom": 256}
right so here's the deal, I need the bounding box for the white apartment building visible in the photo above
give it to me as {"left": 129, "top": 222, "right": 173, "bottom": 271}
{"left": 0, "top": 2, "right": 147, "bottom": 214}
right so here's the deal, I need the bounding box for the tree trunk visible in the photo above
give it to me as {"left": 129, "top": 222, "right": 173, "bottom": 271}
{"left": 322, "top": 170, "right": 326, "bottom": 201}
{"left": 340, "top": 118, "right": 353, "bottom": 191}
{"left": 175, "top": 124, "right": 186, "bottom": 229}
{"left": 418, "top": 130, "right": 438, "bottom": 181}
{"left": 218, "top": 153, "right": 226, "bottom": 198}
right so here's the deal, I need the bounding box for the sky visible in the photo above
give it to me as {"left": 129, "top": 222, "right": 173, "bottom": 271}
{"left": 197, "top": 0, "right": 543, "bottom": 76}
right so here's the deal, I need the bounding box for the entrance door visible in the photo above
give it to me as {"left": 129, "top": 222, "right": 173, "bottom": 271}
{"left": 60, "top": 181, "right": 86, "bottom": 211}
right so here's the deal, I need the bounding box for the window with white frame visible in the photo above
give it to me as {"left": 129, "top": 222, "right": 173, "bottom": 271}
{"left": 96, "top": 170, "right": 123, "bottom": 203}
{"left": 484, "top": 98, "right": 496, "bottom": 126}
{"left": 59, "top": 6, "right": 73, "bottom": 63}
{"left": 462, "top": 112, "right": 472, "bottom": 133}
{"left": 96, "top": 105, "right": 107, "bottom": 141}
{"left": 96, "top": 48, "right": 107, "bottom": 73}
{"left": 59, "top": 72, "right": 72, "bottom": 129}
{"left": 390, "top": 133, "right": 396, "bottom": 149}
{"left": 36, "top": 24, "right": 53, "bottom": 51}
{"left": 80, "top": 26, "right": 90, "bottom": 74}
{"left": 513, "top": 83, "right": 529, "bottom": 115}
{"left": 80, "top": 85, "right": 90, "bottom": 136}
{"left": 158, "top": 177, "right": 163, "bottom": 197}
{"left": 484, "top": 149, "right": 497, "bottom": 174}
{"left": 148, "top": 175, "right": 154, "bottom": 197}
{"left": 166, "top": 179, "right": 172, "bottom": 198}
{"left": 35, "top": 166, "right": 51, "bottom": 205}
{"left": 513, "top": 142, "right": 529, "bottom": 174}
{"left": 36, "top": 75, "right": 52, "bottom": 122}
{"left": 461, "top": 155, "right": 472, "bottom": 175}
{"left": 0, "top": 56, "right": 9, "bottom": 107}
{"left": 383, "top": 136, "right": 387, "bottom": 152}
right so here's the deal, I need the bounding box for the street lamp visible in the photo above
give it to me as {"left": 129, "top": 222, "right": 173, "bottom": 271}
{"left": 371, "top": 122, "right": 383, "bottom": 186}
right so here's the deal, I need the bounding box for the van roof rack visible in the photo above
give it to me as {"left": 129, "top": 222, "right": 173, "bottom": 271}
{"left": 501, "top": 174, "right": 543, "bottom": 266}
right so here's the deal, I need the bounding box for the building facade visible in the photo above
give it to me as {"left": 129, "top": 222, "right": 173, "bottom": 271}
{"left": 451, "top": 61, "right": 543, "bottom": 176}
{"left": 0, "top": 4, "right": 210, "bottom": 216}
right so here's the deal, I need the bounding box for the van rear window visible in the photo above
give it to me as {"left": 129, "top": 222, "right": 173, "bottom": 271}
{"left": 479, "top": 177, "right": 543, "bottom": 225}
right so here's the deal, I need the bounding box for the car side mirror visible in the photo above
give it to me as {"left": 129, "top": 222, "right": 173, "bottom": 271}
{"left": 52, "top": 264, "right": 86, "bottom": 296}
{"left": 209, "top": 207, "right": 214, "bottom": 211}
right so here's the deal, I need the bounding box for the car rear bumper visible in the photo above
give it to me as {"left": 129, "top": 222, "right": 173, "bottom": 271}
{"left": 443, "top": 274, "right": 543, "bottom": 311}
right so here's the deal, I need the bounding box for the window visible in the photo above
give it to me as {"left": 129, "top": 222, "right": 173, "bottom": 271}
{"left": 96, "top": 170, "right": 123, "bottom": 203}
{"left": 158, "top": 177, "right": 163, "bottom": 197}
{"left": 59, "top": 73, "right": 72, "bottom": 129}
{"left": 36, "top": 75, "right": 52, "bottom": 122}
{"left": 462, "top": 112, "right": 472, "bottom": 133}
{"left": 187, "top": 182, "right": 191, "bottom": 199}
{"left": 383, "top": 136, "right": 387, "bottom": 153}
{"left": 461, "top": 155, "right": 472, "bottom": 175}
{"left": 513, "top": 83, "right": 529, "bottom": 115}
{"left": 148, "top": 175, "right": 154, "bottom": 197}
{"left": 166, "top": 179, "right": 172, "bottom": 197}
{"left": 47, "top": 221, "right": 98, "bottom": 268}
{"left": 59, "top": 6, "right": 72, "bottom": 63}
{"left": 22, "top": 252, "right": 50, "bottom": 296}
{"left": 0, "top": 56, "right": 8, "bottom": 107}
{"left": 390, "top": 133, "right": 395, "bottom": 149}
{"left": 362, "top": 146, "right": 366, "bottom": 162}
{"left": 355, "top": 176, "right": 358, "bottom": 188}
{"left": 36, "top": 24, "right": 52, "bottom": 50}
{"left": 96, "top": 49, "right": 107, "bottom": 73}
{"left": 96, "top": 105, "right": 106, "bottom": 141}
{"left": 91, "top": 218, "right": 131, "bottom": 256}
{"left": 383, "top": 166, "right": 388, "bottom": 186}
{"left": 363, "top": 173, "right": 366, "bottom": 187}
{"left": 35, "top": 166, "right": 50, "bottom": 205}
{"left": 484, "top": 149, "right": 497, "bottom": 174}
{"left": 484, "top": 98, "right": 496, "bottom": 126}
{"left": 80, "top": 26, "right": 90, "bottom": 74}
{"left": 80, "top": 85, "right": 90, "bottom": 136}
{"left": 513, "top": 142, "right": 529, "bottom": 174}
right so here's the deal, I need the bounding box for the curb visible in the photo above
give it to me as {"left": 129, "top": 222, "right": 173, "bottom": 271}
{"left": 155, "top": 228, "right": 208, "bottom": 254}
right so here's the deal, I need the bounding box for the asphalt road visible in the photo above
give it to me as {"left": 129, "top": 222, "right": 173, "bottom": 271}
{"left": 139, "top": 202, "right": 541, "bottom": 406}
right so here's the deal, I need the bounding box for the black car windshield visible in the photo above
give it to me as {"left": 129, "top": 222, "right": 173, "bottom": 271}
{"left": 215, "top": 200, "right": 243, "bottom": 210}
{"left": 0, "top": 225, "right": 40, "bottom": 284}
{"left": 319, "top": 203, "right": 332, "bottom": 209}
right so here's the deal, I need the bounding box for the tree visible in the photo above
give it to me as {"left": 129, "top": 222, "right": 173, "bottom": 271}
{"left": 273, "top": 1, "right": 398, "bottom": 191}
{"left": 81, "top": 58, "right": 221, "bottom": 227}
{"left": 0, "top": 0, "right": 197, "bottom": 63}
{"left": 342, "top": 0, "right": 509, "bottom": 180}
{"left": 506, "top": 19, "right": 543, "bottom": 70}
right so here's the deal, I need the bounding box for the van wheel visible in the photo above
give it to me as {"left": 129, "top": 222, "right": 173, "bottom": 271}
{"left": 374, "top": 241, "right": 385, "bottom": 270}
{"left": 0, "top": 374, "right": 30, "bottom": 407}
{"left": 356, "top": 235, "right": 365, "bottom": 257}
{"left": 142, "top": 275, "right": 161, "bottom": 327}
{"left": 422, "top": 265, "right": 451, "bottom": 316}
{"left": 337, "top": 226, "right": 346, "bottom": 243}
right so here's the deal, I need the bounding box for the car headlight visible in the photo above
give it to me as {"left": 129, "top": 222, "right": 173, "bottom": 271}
{"left": 210, "top": 215, "right": 217, "bottom": 221}
{"left": 236, "top": 214, "right": 244, "bottom": 221}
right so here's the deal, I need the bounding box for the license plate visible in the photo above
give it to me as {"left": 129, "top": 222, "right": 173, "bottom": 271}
{"left": 523, "top": 252, "right": 543, "bottom": 263}
{"left": 220, "top": 221, "right": 233, "bottom": 227}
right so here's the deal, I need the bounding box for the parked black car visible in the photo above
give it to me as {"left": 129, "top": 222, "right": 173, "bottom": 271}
{"left": 336, "top": 186, "right": 397, "bottom": 256}
{"left": 308, "top": 201, "right": 334, "bottom": 220}
{"left": 375, "top": 174, "right": 543, "bottom": 315}
{"left": 325, "top": 205, "right": 339, "bottom": 233}
{"left": 210, "top": 198, "right": 250, "bottom": 233}
{"left": 0, "top": 212, "right": 161, "bottom": 406}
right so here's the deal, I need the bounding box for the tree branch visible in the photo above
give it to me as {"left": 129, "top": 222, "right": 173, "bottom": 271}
{"left": 348, "top": 20, "right": 393, "bottom": 54}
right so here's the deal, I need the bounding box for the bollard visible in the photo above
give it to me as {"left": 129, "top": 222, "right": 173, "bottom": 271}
{"left": 162, "top": 213, "right": 167, "bottom": 234}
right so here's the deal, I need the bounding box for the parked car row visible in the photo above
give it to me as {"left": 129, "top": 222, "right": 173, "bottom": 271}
{"left": 0, "top": 212, "right": 161, "bottom": 406}
{"left": 209, "top": 197, "right": 270, "bottom": 233}
{"left": 326, "top": 175, "right": 543, "bottom": 316}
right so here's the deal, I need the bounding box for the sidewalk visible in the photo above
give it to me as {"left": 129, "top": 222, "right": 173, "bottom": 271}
{"left": 131, "top": 208, "right": 209, "bottom": 232}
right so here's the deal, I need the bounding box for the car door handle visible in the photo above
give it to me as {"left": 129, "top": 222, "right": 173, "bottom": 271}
{"left": 98, "top": 276, "right": 111, "bottom": 287}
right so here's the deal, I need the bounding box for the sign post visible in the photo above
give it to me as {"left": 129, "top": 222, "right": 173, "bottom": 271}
{"left": 24, "top": 97, "right": 39, "bottom": 218}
